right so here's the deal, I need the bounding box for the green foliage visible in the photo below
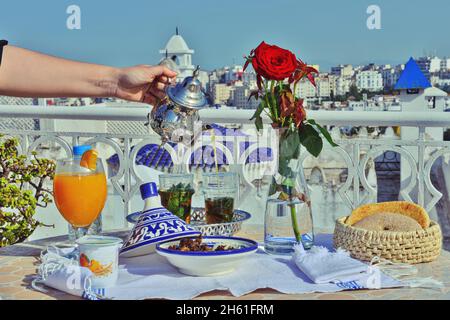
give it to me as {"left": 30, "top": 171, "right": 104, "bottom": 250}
{"left": 278, "top": 129, "right": 300, "bottom": 178}
{"left": 348, "top": 84, "right": 362, "bottom": 100}
{"left": 167, "top": 182, "right": 193, "bottom": 192}
{"left": 159, "top": 183, "right": 194, "bottom": 221}
{"left": 250, "top": 100, "right": 266, "bottom": 131}
{"left": 307, "top": 119, "right": 338, "bottom": 148}
{"left": 249, "top": 78, "right": 337, "bottom": 160}
{"left": 298, "top": 124, "right": 323, "bottom": 158}
{"left": 0, "top": 135, "right": 55, "bottom": 247}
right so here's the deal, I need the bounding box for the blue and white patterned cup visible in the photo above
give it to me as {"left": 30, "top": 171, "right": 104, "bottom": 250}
{"left": 120, "top": 207, "right": 201, "bottom": 258}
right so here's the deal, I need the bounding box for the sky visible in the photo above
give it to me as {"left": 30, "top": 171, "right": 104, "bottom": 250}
{"left": 0, "top": 0, "right": 449, "bottom": 72}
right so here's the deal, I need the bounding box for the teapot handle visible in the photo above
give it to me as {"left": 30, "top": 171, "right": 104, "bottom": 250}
{"left": 193, "top": 65, "right": 200, "bottom": 78}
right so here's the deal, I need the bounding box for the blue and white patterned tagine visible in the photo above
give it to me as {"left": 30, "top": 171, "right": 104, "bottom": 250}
{"left": 120, "top": 207, "right": 201, "bottom": 258}
{"left": 120, "top": 182, "right": 201, "bottom": 258}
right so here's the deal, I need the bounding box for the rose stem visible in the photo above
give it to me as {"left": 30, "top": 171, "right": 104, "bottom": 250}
{"left": 289, "top": 201, "right": 301, "bottom": 243}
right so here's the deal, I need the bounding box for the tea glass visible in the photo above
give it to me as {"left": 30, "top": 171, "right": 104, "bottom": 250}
{"left": 158, "top": 173, "right": 195, "bottom": 223}
{"left": 202, "top": 172, "right": 238, "bottom": 224}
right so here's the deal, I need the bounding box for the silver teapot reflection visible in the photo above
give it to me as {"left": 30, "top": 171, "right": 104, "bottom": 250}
{"left": 148, "top": 66, "right": 209, "bottom": 144}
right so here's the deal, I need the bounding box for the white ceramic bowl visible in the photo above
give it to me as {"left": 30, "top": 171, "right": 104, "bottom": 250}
{"left": 156, "top": 236, "right": 258, "bottom": 276}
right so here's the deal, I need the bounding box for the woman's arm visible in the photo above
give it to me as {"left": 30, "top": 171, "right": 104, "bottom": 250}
{"left": 0, "top": 45, "right": 177, "bottom": 105}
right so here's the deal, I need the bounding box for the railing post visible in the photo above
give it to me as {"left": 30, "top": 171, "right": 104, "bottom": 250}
{"left": 123, "top": 137, "right": 132, "bottom": 228}
{"left": 352, "top": 143, "right": 360, "bottom": 209}
{"left": 418, "top": 127, "right": 426, "bottom": 207}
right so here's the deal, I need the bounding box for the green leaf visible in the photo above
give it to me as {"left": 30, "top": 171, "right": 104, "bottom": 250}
{"left": 268, "top": 90, "right": 277, "bottom": 115}
{"left": 279, "top": 130, "right": 300, "bottom": 159}
{"left": 251, "top": 100, "right": 266, "bottom": 131}
{"left": 276, "top": 130, "right": 301, "bottom": 178}
{"left": 255, "top": 115, "right": 264, "bottom": 131}
{"left": 307, "top": 119, "right": 338, "bottom": 147}
{"left": 250, "top": 101, "right": 266, "bottom": 121}
{"left": 299, "top": 124, "right": 323, "bottom": 157}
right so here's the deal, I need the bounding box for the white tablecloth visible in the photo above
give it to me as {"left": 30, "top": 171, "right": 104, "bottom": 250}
{"left": 35, "top": 234, "right": 404, "bottom": 300}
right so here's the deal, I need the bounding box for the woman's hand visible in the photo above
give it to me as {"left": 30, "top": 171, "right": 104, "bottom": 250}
{"left": 114, "top": 65, "right": 177, "bottom": 105}
{"left": 0, "top": 45, "right": 178, "bottom": 103}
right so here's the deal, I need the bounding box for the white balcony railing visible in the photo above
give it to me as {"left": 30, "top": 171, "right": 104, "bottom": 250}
{"left": 3, "top": 104, "right": 450, "bottom": 127}
{"left": 1, "top": 104, "right": 450, "bottom": 241}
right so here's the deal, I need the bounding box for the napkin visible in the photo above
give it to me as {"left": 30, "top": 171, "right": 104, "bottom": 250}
{"left": 292, "top": 243, "right": 371, "bottom": 284}
{"left": 31, "top": 246, "right": 102, "bottom": 299}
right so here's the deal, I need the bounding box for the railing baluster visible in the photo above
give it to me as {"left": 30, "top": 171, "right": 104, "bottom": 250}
{"left": 418, "top": 127, "right": 426, "bottom": 207}
{"left": 352, "top": 143, "right": 360, "bottom": 209}
{"left": 123, "top": 137, "right": 132, "bottom": 228}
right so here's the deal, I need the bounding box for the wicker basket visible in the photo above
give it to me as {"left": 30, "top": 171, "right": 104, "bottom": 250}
{"left": 333, "top": 217, "right": 442, "bottom": 264}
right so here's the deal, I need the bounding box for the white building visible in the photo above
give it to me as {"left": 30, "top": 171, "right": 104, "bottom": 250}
{"left": 431, "top": 75, "right": 450, "bottom": 88}
{"left": 159, "top": 29, "right": 195, "bottom": 80}
{"left": 211, "top": 83, "right": 234, "bottom": 105}
{"left": 242, "top": 71, "right": 257, "bottom": 86}
{"left": 335, "top": 76, "right": 353, "bottom": 96}
{"left": 231, "top": 85, "right": 259, "bottom": 109}
{"left": 196, "top": 70, "right": 210, "bottom": 91}
{"left": 208, "top": 67, "right": 228, "bottom": 87}
{"left": 429, "top": 57, "right": 442, "bottom": 73}
{"left": 224, "top": 65, "right": 244, "bottom": 84}
{"left": 440, "top": 58, "right": 450, "bottom": 71}
{"left": 331, "top": 64, "right": 354, "bottom": 77}
{"left": 316, "top": 75, "right": 332, "bottom": 98}
{"left": 416, "top": 56, "right": 442, "bottom": 79}
{"left": 356, "top": 70, "right": 383, "bottom": 92}
{"left": 295, "top": 78, "right": 317, "bottom": 101}
{"left": 381, "top": 65, "right": 404, "bottom": 89}
{"left": 348, "top": 101, "right": 366, "bottom": 111}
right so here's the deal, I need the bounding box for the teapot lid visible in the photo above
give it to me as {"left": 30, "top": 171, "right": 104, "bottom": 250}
{"left": 167, "top": 66, "right": 208, "bottom": 109}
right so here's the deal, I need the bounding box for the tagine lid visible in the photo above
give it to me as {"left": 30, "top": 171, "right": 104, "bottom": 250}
{"left": 120, "top": 207, "right": 201, "bottom": 258}
{"left": 166, "top": 66, "right": 208, "bottom": 109}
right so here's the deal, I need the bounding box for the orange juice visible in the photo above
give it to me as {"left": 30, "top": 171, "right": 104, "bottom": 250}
{"left": 54, "top": 172, "right": 107, "bottom": 228}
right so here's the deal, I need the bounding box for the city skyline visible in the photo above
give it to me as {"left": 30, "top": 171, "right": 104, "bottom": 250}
{"left": 1, "top": 0, "right": 450, "bottom": 71}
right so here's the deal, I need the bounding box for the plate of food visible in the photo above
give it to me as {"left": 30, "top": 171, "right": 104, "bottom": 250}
{"left": 156, "top": 236, "right": 258, "bottom": 276}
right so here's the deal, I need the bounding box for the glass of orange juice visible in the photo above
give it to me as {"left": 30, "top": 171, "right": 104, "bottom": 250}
{"left": 53, "top": 157, "right": 107, "bottom": 241}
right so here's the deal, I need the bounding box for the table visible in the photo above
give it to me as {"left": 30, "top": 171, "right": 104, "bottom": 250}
{"left": 1, "top": 227, "right": 450, "bottom": 300}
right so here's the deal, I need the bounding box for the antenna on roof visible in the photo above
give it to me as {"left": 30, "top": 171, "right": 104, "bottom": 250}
{"left": 176, "top": 26, "right": 179, "bottom": 35}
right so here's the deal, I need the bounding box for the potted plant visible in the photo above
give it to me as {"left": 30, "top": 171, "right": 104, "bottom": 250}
{"left": 0, "top": 135, "right": 55, "bottom": 247}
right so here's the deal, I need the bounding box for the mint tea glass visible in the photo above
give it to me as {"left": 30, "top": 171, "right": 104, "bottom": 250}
{"left": 158, "top": 173, "right": 195, "bottom": 223}
{"left": 202, "top": 172, "right": 238, "bottom": 224}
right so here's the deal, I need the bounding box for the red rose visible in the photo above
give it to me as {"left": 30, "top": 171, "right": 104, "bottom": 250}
{"left": 250, "top": 42, "right": 297, "bottom": 80}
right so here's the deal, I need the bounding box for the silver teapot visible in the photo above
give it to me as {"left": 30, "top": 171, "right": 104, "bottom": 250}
{"left": 148, "top": 66, "right": 209, "bottom": 144}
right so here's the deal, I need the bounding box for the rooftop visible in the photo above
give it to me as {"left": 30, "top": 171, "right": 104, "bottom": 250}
{"left": 394, "top": 57, "right": 432, "bottom": 90}
{"left": 159, "top": 29, "right": 194, "bottom": 55}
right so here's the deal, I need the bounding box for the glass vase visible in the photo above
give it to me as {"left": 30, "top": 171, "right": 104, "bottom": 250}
{"left": 264, "top": 128, "right": 314, "bottom": 255}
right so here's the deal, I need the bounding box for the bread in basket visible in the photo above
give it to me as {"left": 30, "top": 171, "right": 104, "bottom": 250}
{"left": 333, "top": 201, "right": 442, "bottom": 264}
